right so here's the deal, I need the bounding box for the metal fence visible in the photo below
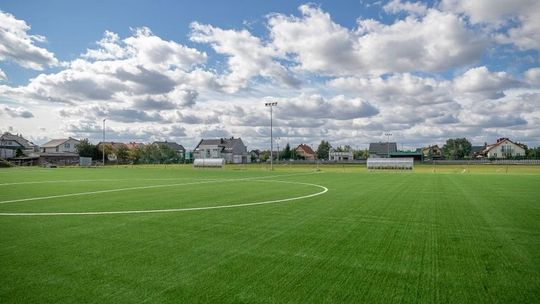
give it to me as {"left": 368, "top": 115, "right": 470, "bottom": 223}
{"left": 267, "top": 159, "right": 540, "bottom": 165}
{"left": 431, "top": 159, "right": 540, "bottom": 165}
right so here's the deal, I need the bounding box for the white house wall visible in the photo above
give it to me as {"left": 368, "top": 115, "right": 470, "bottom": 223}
{"left": 487, "top": 141, "right": 525, "bottom": 158}
{"left": 60, "top": 139, "right": 80, "bottom": 153}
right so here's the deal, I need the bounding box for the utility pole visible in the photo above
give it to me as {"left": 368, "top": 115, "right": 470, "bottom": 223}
{"left": 276, "top": 137, "right": 281, "bottom": 162}
{"left": 102, "top": 118, "right": 106, "bottom": 166}
{"left": 265, "top": 102, "right": 278, "bottom": 170}
{"left": 385, "top": 133, "right": 392, "bottom": 158}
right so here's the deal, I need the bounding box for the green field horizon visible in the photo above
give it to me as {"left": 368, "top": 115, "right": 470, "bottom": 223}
{"left": 1, "top": 165, "right": 539, "bottom": 303}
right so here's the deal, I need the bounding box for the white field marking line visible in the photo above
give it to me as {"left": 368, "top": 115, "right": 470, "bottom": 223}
{"left": 0, "top": 171, "right": 318, "bottom": 187}
{"left": 0, "top": 171, "right": 321, "bottom": 205}
{"left": 0, "top": 177, "right": 215, "bottom": 186}
{"left": 0, "top": 180, "right": 328, "bottom": 216}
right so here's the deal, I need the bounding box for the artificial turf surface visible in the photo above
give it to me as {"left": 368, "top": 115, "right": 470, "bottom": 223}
{"left": 0, "top": 165, "right": 539, "bottom": 303}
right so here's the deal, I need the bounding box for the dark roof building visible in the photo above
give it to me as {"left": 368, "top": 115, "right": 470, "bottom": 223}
{"left": 369, "top": 142, "right": 397, "bottom": 158}
{"left": 194, "top": 137, "right": 249, "bottom": 163}
{"left": 390, "top": 151, "right": 423, "bottom": 161}
{"left": 153, "top": 141, "right": 185, "bottom": 153}
{"left": 0, "top": 132, "right": 38, "bottom": 158}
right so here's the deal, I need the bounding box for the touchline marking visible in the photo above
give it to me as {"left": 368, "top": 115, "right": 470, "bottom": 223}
{"left": 0, "top": 180, "right": 328, "bottom": 216}
{"left": 0, "top": 177, "right": 215, "bottom": 187}
{"left": 0, "top": 171, "right": 319, "bottom": 187}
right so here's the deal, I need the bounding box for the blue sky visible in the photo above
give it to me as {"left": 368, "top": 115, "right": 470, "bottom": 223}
{"left": 0, "top": 0, "right": 390, "bottom": 85}
{"left": 1, "top": 0, "right": 539, "bottom": 149}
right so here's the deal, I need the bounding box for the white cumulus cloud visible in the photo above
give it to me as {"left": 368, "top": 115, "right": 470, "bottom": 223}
{"left": 190, "top": 22, "right": 299, "bottom": 92}
{"left": 442, "top": 0, "right": 540, "bottom": 51}
{"left": 0, "top": 10, "right": 58, "bottom": 70}
{"left": 267, "top": 4, "right": 485, "bottom": 76}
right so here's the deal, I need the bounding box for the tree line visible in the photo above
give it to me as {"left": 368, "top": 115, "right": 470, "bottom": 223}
{"left": 75, "top": 139, "right": 184, "bottom": 164}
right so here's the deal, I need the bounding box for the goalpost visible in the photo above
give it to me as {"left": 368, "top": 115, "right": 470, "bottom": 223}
{"left": 367, "top": 158, "right": 414, "bottom": 170}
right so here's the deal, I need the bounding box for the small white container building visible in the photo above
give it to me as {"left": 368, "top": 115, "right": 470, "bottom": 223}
{"left": 193, "top": 158, "right": 225, "bottom": 168}
{"left": 367, "top": 158, "right": 414, "bottom": 170}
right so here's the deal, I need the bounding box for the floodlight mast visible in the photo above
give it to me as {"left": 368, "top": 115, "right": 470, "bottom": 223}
{"left": 265, "top": 102, "right": 278, "bottom": 170}
{"left": 102, "top": 119, "right": 106, "bottom": 166}
{"left": 385, "top": 132, "right": 392, "bottom": 158}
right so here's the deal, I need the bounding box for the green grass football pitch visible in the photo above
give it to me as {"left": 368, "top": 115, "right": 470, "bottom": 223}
{"left": 1, "top": 164, "right": 539, "bottom": 303}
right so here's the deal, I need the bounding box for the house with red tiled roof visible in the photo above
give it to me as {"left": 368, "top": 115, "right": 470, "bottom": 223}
{"left": 125, "top": 142, "right": 144, "bottom": 150}
{"left": 476, "top": 138, "right": 526, "bottom": 158}
{"left": 295, "top": 144, "right": 316, "bottom": 160}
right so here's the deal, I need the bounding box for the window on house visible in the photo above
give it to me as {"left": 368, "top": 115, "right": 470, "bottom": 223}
{"left": 64, "top": 143, "right": 70, "bottom": 148}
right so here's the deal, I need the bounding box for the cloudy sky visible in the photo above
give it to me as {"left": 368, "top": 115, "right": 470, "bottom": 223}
{"left": 1, "top": 0, "right": 539, "bottom": 150}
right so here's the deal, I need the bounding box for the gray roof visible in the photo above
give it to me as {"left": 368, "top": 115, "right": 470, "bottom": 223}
{"left": 0, "top": 132, "right": 36, "bottom": 149}
{"left": 153, "top": 141, "right": 185, "bottom": 151}
{"left": 369, "top": 142, "right": 397, "bottom": 155}
{"left": 195, "top": 138, "right": 245, "bottom": 152}
{"left": 42, "top": 138, "right": 69, "bottom": 148}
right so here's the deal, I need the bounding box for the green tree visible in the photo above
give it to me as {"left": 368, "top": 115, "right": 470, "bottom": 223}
{"left": 128, "top": 146, "right": 142, "bottom": 164}
{"left": 260, "top": 150, "right": 270, "bottom": 162}
{"left": 158, "top": 144, "right": 181, "bottom": 164}
{"left": 316, "top": 140, "right": 331, "bottom": 160}
{"left": 442, "top": 138, "right": 472, "bottom": 160}
{"left": 76, "top": 138, "right": 98, "bottom": 158}
{"left": 526, "top": 146, "right": 540, "bottom": 159}
{"left": 15, "top": 148, "right": 24, "bottom": 157}
{"left": 116, "top": 145, "right": 129, "bottom": 164}
{"left": 354, "top": 149, "right": 369, "bottom": 159}
{"left": 138, "top": 144, "right": 157, "bottom": 163}
{"left": 280, "top": 143, "right": 292, "bottom": 160}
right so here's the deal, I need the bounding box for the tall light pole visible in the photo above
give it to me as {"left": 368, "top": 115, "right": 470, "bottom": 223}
{"left": 102, "top": 119, "right": 106, "bottom": 166}
{"left": 265, "top": 102, "right": 278, "bottom": 170}
{"left": 385, "top": 132, "right": 392, "bottom": 158}
{"left": 276, "top": 137, "right": 281, "bottom": 162}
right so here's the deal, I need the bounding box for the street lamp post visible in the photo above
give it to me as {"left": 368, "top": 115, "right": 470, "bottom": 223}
{"left": 102, "top": 119, "right": 106, "bottom": 166}
{"left": 385, "top": 132, "right": 392, "bottom": 158}
{"left": 265, "top": 102, "right": 278, "bottom": 170}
